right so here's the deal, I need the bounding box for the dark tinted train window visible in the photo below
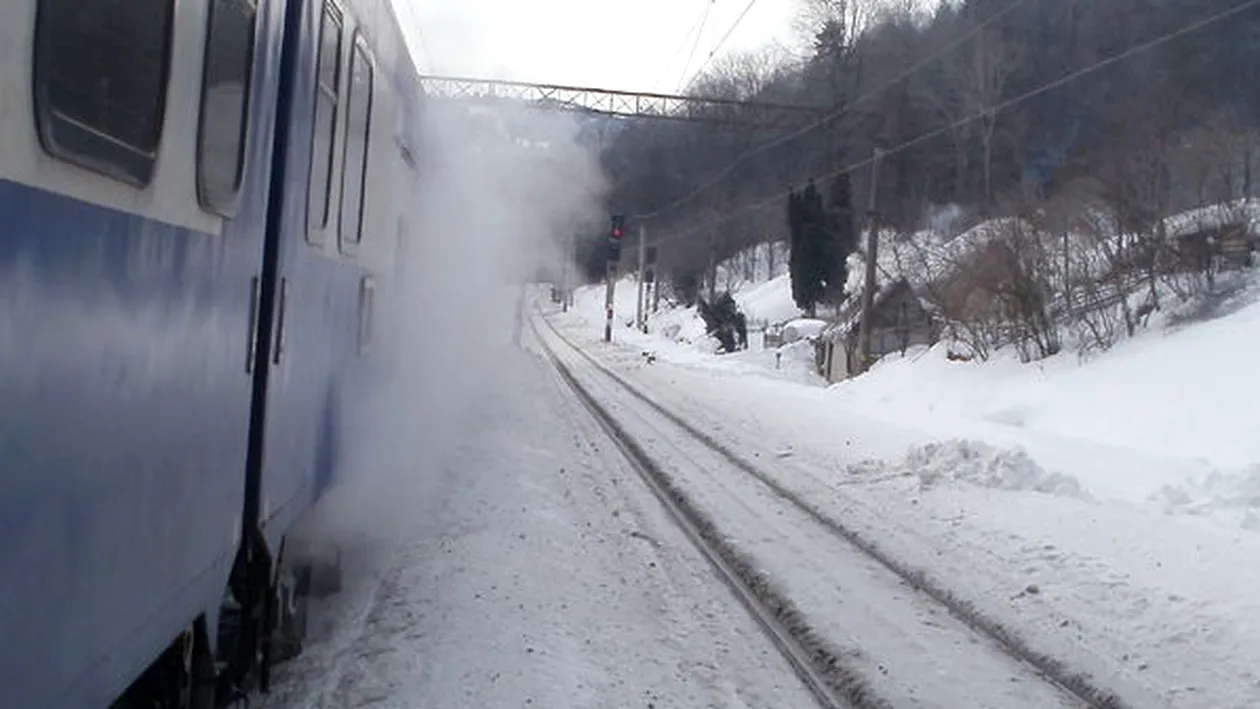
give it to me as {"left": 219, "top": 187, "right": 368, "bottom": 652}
{"left": 33, "top": 0, "right": 175, "bottom": 186}
{"left": 307, "top": 3, "right": 343, "bottom": 241}
{"left": 197, "top": 0, "right": 257, "bottom": 215}
{"left": 338, "top": 41, "right": 373, "bottom": 249}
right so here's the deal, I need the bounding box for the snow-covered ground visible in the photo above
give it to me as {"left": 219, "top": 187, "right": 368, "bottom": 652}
{"left": 260, "top": 341, "right": 819, "bottom": 709}
{"left": 548, "top": 265, "right": 1260, "bottom": 708}
{"left": 828, "top": 281, "right": 1260, "bottom": 523}
{"left": 570, "top": 272, "right": 824, "bottom": 387}
{"left": 536, "top": 319, "right": 1089, "bottom": 708}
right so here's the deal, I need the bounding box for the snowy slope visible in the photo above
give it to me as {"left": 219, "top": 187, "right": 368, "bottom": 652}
{"left": 567, "top": 272, "right": 823, "bottom": 386}
{"left": 829, "top": 277, "right": 1260, "bottom": 518}
{"left": 575, "top": 272, "right": 799, "bottom": 333}
{"left": 558, "top": 261, "right": 1260, "bottom": 526}
{"left": 566, "top": 238, "right": 1260, "bottom": 523}
{"left": 732, "top": 273, "right": 799, "bottom": 323}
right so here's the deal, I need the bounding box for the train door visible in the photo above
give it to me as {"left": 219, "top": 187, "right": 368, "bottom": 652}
{"left": 251, "top": 0, "right": 368, "bottom": 555}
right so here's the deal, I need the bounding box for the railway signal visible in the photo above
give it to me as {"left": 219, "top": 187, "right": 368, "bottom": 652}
{"left": 603, "top": 213, "right": 626, "bottom": 342}
{"left": 608, "top": 213, "right": 625, "bottom": 263}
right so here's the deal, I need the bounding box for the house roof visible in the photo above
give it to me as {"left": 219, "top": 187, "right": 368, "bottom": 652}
{"left": 820, "top": 278, "right": 936, "bottom": 341}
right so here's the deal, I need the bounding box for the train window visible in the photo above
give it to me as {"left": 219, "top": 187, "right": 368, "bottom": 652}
{"left": 338, "top": 39, "right": 373, "bottom": 250}
{"left": 307, "top": 3, "right": 343, "bottom": 242}
{"left": 32, "top": 0, "right": 175, "bottom": 186}
{"left": 197, "top": 0, "right": 258, "bottom": 216}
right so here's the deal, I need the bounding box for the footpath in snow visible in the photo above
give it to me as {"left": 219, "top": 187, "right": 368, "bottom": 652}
{"left": 548, "top": 272, "right": 1260, "bottom": 709}
{"left": 260, "top": 338, "right": 817, "bottom": 709}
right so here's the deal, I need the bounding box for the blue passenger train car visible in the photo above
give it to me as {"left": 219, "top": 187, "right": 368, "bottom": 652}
{"left": 0, "top": 1, "right": 422, "bottom": 707}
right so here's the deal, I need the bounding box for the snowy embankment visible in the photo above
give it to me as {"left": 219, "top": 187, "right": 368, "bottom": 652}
{"left": 830, "top": 281, "right": 1260, "bottom": 529}
{"left": 569, "top": 270, "right": 825, "bottom": 386}
{"left": 546, "top": 261, "right": 1260, "bottom": 708}
{"left": 563, "top": 250, "right": 1260, "bottom": 528}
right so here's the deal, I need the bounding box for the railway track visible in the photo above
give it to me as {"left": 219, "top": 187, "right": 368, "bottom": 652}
{"left": 527, "top": 316, "right": 862, "bottom": 709}
{"left": 529, "top": 312, "right": 1136, "bottom": 709}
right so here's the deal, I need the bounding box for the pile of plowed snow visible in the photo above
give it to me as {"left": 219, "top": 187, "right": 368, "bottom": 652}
{"left": 853, "top": 439, "right": 1090, "bottom": 499}
{"left": 1155, "top": 466, "right": 1260, "bottom": 530}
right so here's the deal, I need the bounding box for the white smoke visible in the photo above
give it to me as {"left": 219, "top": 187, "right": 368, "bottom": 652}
{"left": 299, "top": 97, "right": 608, "bottom": 561}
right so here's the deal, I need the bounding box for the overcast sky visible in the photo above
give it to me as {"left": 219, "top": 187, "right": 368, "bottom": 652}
{"left": 392, "top": 0, "right": 804, "bottom": 94}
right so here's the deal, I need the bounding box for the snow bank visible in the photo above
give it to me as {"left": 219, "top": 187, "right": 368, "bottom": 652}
{"left": 854, "top": 439, "right": 1090, "bottom": 499}
{"left": 830, "top": 269, "right": 1260, "bottom": 500}
{"left": 1155, "top": 466, "right": 1260, "bottom": 530}
{"left": 1161, "top": 197, "right": 1260, "bottom": 240}
{"left": 735, "top": 273, "right": 799, "bottom": 324}
{"left": 779, "top": 317, "right": 827, "bottom": 342}
{"left": 563, "top": 253, "right": 818, "bottom": 380}
{"left": 564, "top": 250, "right": 1260, "bottom": 521}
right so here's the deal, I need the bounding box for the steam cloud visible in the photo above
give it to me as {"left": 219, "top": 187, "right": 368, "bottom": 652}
{"left": 301, "top": 95, "right": 609, "bottom": 565}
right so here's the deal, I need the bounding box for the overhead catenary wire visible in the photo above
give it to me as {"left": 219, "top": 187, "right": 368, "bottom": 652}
{"left": 646, "top": 0, "right": 1260, "bottom": 248}
{"left": 653, "top": 1, "right": 719, "bottom": 93}
{"left": 677, "top": 0, "right": 718, "bottom": 93}
{"left": 637, "top": 0, "right": 1036, "bottom": 220}
{"left": 682, "top": 0, "right": 761, "bottom": 88}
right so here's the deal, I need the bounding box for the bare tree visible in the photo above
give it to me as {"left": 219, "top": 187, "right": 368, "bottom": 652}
{"left": 794, "top": 0, "right": 870, "bottom": 52}
{"left": 1087, "top": 82, "right": 1186, "bottom": 312}
{"left": 956, "top": 22, "right": 1011, "bottom": 213}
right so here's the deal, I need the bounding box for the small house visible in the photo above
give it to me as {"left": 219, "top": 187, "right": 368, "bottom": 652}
{"left": 1169, "top": 220, "right": 1257, "bottom": 271}
{"left": 817, "top": 278, "right": 939, "bottom": 382}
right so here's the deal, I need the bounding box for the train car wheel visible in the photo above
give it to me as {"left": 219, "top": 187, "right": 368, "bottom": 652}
{"left": 109, "top": 623, "right": 214, "bottom": 709}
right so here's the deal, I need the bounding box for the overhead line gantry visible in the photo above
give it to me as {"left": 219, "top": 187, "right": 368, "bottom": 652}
{"left": 418, "top": 74, "right": 828, "bottom": 131}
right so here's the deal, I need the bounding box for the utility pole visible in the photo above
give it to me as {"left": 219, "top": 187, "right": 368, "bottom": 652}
{"left": 566, "top": 232, "right": 575, "bottom": 311}
{"left": 855, "top": 148, "right": 884, "bottom": 374}
{"left": 605, "top": 214, "right": 626, "bottom": 342}
{"left": 635, "top": 222, "right": 647, "bottom": 331}
{"left": 644, "top": 244, "right": 658, "bottom": 327}
{"left": 561, "top": 232, "right": 574, "bottom": 313}
{"left": 513, "top": 279, "right": 526, "bottom": 347}
{"left": 1061, "top": 228, "right": 1070, "bottom": 314}
{"left": 603, "top": 258, "right": 615, "bottom": 342}
{"left": 707, "top": 228, "right": 717, "bottom": 302}
{"left": 561, "top": 234, "right": 572, "bottom": 312}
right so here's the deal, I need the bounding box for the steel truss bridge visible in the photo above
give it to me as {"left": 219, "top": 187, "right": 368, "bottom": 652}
{"left": 418, "top": 74, "right": 827, "bottom": 131}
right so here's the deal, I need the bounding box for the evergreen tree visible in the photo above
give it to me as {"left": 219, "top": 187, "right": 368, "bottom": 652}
{"left": 788, "top": 179, "right": 836, "bottom": 316}
{"left": 787, "top": 188, "right": 809, "bottom": 310}
{"left": 697, "top": 291, "right": 747, "bottom": 353}
{"left": 788, "top": 175, "right": 861, "bottom": 315}
{"left": 802, "top": 180, "right": 827, "bottom": 314}
{"left": 827, "top": 171, "right": 859, "bottom": 304}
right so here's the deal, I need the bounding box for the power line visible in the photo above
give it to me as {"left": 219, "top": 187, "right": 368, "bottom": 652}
{"left": 677, "top": 0, "right": 718, "bottom": 93}
{"left": 651, "top": 0, "right": 1260, "bottom": 247}
{"left": 652, "top": 2, "right": 716, "bottom": 92}
{"left": 683, "top": 0, "right": 761, "bottom": 87}
{"left": 638, "top": 0, "right": 1035, "bottom": 220}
